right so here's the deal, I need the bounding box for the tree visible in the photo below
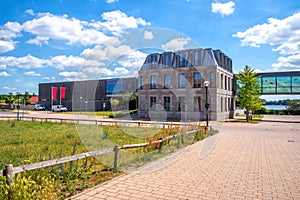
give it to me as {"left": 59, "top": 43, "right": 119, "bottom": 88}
{"left": 287, "top": 100, "right": 300, "bottom": 115}
{"left": 236, "top": 65, "right": 263, "bottom": 122}
{"left": 111, "top": 99, "right": 120, "bottom": 111}
{"left": 4, "top": 92, "right": 15, "bottom": 106}
{"left": 24, "top": 91, "right": 31, "bottom": 105}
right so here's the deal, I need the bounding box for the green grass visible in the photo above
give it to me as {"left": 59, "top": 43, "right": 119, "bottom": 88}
{"left": 0, "top": 120, "right": 205, "bottom": 198}
{"left": 233, "top": 114, "right": 263, "bottom": 123}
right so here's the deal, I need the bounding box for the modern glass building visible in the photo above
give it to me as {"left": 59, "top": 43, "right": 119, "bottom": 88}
{"left": 256, "top": 71, "right": 300, "bottom": 95}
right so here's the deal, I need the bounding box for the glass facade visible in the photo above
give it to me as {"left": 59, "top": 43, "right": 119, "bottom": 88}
{"left": 106, "top": 79, "right": 123, "bottom": 95}
{"left": 257, "top": 75, "right": 300, "bottom": 94}
{"left": 292, "top": 76, "right": 300, "bottom": 93}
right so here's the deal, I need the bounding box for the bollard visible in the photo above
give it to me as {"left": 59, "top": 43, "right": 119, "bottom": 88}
{"left": 113, "top": 146, "right": 119, "bottom": 169}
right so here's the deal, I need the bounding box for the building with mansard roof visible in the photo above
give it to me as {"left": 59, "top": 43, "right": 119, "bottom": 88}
{"left": 137, "top": 48, "right": 235, "bottom": 121}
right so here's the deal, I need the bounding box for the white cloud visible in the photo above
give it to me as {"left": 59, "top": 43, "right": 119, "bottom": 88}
{"left": 106, "top": 0, "right": 118, "bottom": 3}
{"left": 41, "top": 76, "right": 56, "bottom": 81}
{"left": 161, "top": 37, "right": 191, "bottom": 51}
{"left": 211, "top": 1, "right": 235, "bottom": 16}
{"left": 24, "top": 71, "right": 41, "bottom": 77}
{"left": 81, "top": 44, "right": 132, "bottom": 61}
{"left": 47, "top": 55, "right": 86, "bottom": 69}
{"left": 117, "top": 50, "right": 147, "bottom": 69}
{"left": 0, "top": 55, "right": 45, "bottom": 69}
{"left": 25, "top": 9, "right": 35, "bottom": 16}
{"left": 0, "top": 71, "right": 11, "bottom": 76}
{"left": 0, "top": 22, "right": 22, "bottom": 53}
{"left": 0, "top": 10, "right": 150, "bottom": 52}
{"left": 0, "top": 64, "right": 6, "bottom": 69}
{"left": 3, "top": 86, "right": 16, "bottom": 90}
{"left": 23, "top": 12, "right": 110, "bottom": 46}
{"left": 59, "top": 71, "right": 88, "bottom": 81}
{"left": 272, "top": 54, "right": 300, "bottom": 71}
{"left": 144, "top": 30, "right": 154, "bottom": 40}
{"left": 94, "top": 10, "right": 151, "bottom": 36}
{"left": 233, "top": 12, "right": 300, "bottom": 70}
{"left": 0, "top": 54, "right": 92, "bottom": 70}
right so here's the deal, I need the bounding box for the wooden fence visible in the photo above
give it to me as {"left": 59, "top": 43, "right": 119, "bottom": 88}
{"left": 0, "top": 126, "right": 204, "bottom": 187}
{"left": 0, "top": 116, "right": 199, "bottom": 128}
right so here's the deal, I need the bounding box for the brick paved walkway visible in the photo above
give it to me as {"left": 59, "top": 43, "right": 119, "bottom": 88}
{"left": 72, "top": 115, "right": 300, "bottom": 200}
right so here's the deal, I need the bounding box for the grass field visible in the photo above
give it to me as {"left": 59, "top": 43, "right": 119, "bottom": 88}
{"left": 0, "top": 120, "right": 202, "bottom": 199}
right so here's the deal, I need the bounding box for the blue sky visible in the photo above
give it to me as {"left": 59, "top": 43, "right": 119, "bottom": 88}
{"left": 0, "top": 0, "right": 300, "bottom": 100}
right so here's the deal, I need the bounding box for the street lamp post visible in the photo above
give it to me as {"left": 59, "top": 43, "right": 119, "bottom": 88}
{"left": 16, "top": 91, "right": 20, "bottom": 121}
{"left": 204, "top": 81, "right": 210, "bottom": 127}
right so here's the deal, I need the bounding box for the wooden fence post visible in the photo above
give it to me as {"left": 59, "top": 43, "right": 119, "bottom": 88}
{"left": 113, "top": 146, "right": 119, "bottom": 170}
{"left": 158, "top": 139, "right": 163, "bottom": 153}
{"left": 5, "top": 164, "right": 13, "bottom": 187}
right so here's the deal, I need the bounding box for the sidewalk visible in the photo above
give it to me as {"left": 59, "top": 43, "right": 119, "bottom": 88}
{"left": 72, "top": 115, "right": 300, "bottom": 199}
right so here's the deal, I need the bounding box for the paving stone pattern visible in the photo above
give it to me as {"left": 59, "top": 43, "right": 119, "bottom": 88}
{"left": 72, "top": 115, "right": 300, "bottom": 200}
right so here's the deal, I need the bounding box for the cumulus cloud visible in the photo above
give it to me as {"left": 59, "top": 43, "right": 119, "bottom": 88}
{"left": 106, "top": 0, "right": 118, "bottom": 3}
{"left": 0, "top": 54, "right": 94, "bottom": 70}
{"left": 24, "top": 71, "right": 41, "bottom": 76}
{"left": 211, "top": 1, "right": 235, "bottom": 16}
{"left": 144, "top": 30, "right": 154, "bottom": 40}
{"left": 0, "top": 22, "right": 22, "bottom": 53}
{"left": 0, "top": 71, "right": 11, "bottom": 76}
{"left": 93, "top": 10, "right": 151, "bottom": 36}
{"left": 233, "top": 12, "right": 300, "bottom": 70}
{"left": 0, "top": 55, "right": 45, "bottom": 69}
{"left": 25, "top": 9, "right": 35, "bottom": 16}
{"left": 59, "top": 71, "right": 88, "bottom": 81}
{"left": 22, "top": 13, "right": 110, "bottom": 46}
{"left": 161, "top": 37, "right": 191, "bottom": 51}
{"left": 272, "top": 54, "right": 300, "bottom": 71}
{"left": 0, "top": 10, "right": 150, "bottom": 52}
{"left": 3, "top": 86, "right": 16, "bottom": 90}
{"left": 41, "top": 76, "right": 56, "bottom": 81}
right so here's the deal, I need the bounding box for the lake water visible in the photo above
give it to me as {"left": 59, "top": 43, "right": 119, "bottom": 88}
{"left": 264, "top": 105, "right": 287, "bottom": 110}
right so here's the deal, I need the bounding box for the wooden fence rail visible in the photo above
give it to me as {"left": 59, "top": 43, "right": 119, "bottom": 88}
{"left": 0, "top": 128, "right": 202, "bottom": 187}
{"left": 0, "top": 116, "right": 201, "bottom": 128}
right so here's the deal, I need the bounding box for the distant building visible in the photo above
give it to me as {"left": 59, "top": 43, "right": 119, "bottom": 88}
{"left": 138, "top": 48, "right": 235, "bottom": 121}
{"left": 38, "top": 78, "right": 137, "bottom": 111}
{"left": 38, "top": 48, "right": 235, "bottom": 121}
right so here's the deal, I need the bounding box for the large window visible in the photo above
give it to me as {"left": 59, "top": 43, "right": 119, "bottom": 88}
{"left": 178, "top": 97, "right": 185, "bottom": 111}
{"left": 194, "top": 96, "right": 201, "bottom": 111}
{"left": 179, "top": 53, "right": 185, "bottom": 67}
{"left": 292, "top": 76, "right": 300, "bottom": 93}
{"left": 164, "top": 97, "right": 170, "bottom": 111}
{"left": 194, "top": 51, "right": 201, "bottom": 65}
{"left": 150, "top": 97, "right": 156, "bottom": 109}
{"left": 262, "top": 77, "right": 276, "bottom": 93}
{"left": 140, "top": 76, "right": 144, "bottom": 89}
{"left": 151, "top": 55, "right": 157, "bottom": 63}
{"left": 178, "top": 73, "right": 185, "bottom": 88}
{"left": 277, "top": 76, "right": 291, "bottom": 93}
{"left": 210, "top": 72, "right": 214, "bottom": 80}
{"left": 164, "top": 74, "right": 170, "bottom": 89}
{"left": 194, "top": 73, "right": 201, "bottom": 88}
{"left": 150, "top": 75, "right": 157, "bottom": 89}
{"left": 164, "top": 54, "right": 171, "bottom": 66}
{"left": 106, "top": 79, "right": 123, "bottom": 95}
